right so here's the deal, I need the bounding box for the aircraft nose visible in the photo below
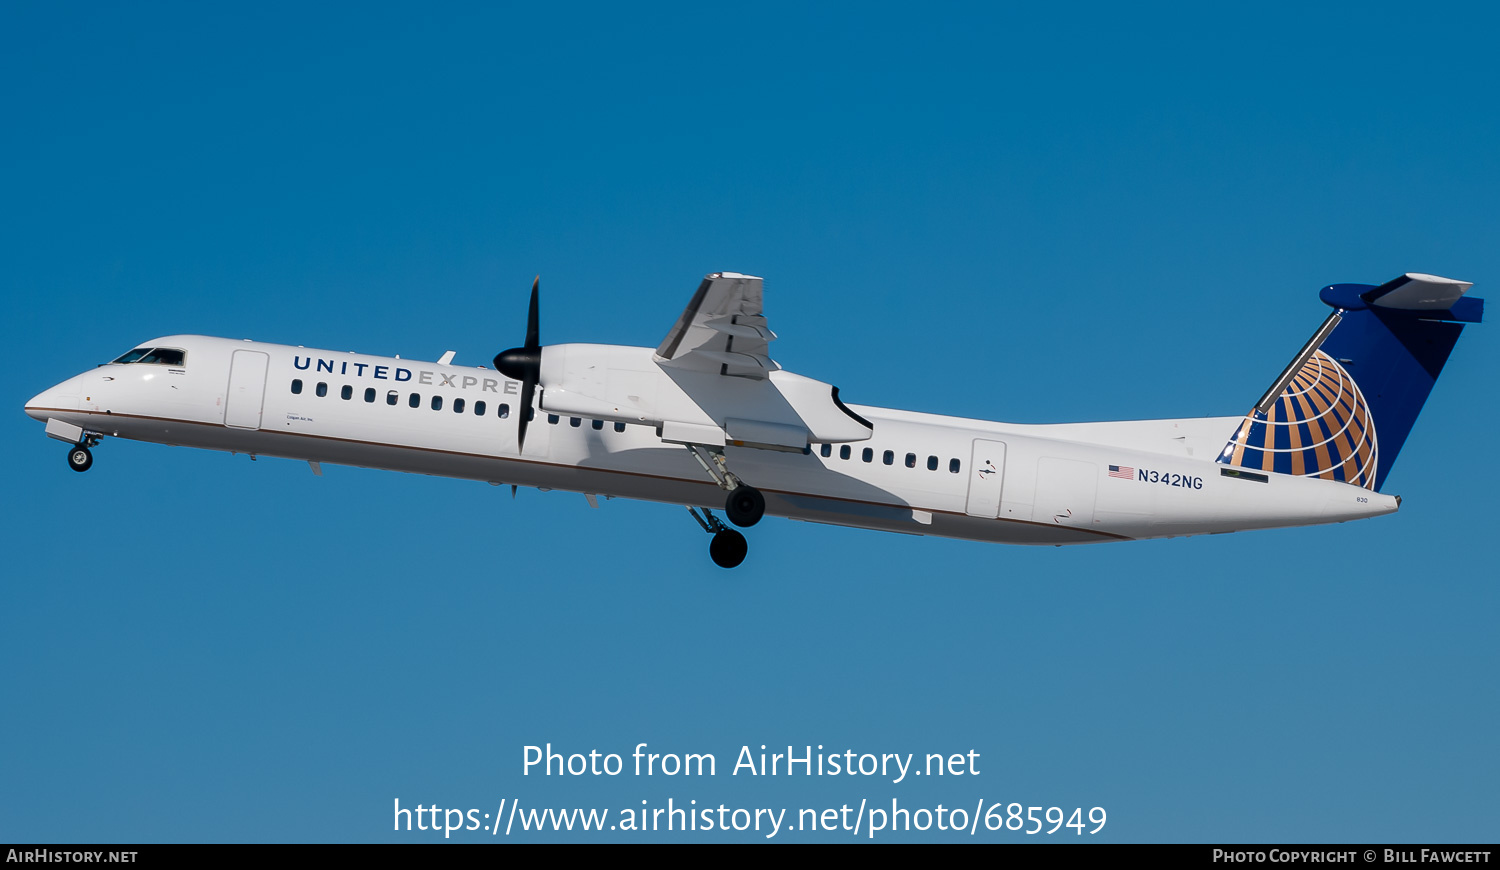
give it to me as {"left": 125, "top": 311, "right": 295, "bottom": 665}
{"left": 25, "top": 388, "right": 55, "bottom": 421}
{"left": 24, "top": 379, "right": 81, "bottom": 421}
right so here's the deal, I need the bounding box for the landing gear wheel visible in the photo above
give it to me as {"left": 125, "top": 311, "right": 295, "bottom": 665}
{"left": 67, "top": 445, "right": 93, "bottom": 473}
{"left": 725, "top": 484, "right": 765, "bottom": 527}
{"left": 709, "top": 529, "right": 748, "bottom": 569}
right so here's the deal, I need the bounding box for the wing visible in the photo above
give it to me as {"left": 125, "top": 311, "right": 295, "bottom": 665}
{"left": 655, "top": 272, "right": 779, "bottom": 379}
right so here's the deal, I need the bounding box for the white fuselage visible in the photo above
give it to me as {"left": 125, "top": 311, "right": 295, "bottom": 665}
{"left": 25, "top": 335, "right": 1398, "bottom": 545}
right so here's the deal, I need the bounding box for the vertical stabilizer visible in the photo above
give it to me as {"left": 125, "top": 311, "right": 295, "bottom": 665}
{"left": 1217, "top": 273, "right": 1482, "bottom": 491}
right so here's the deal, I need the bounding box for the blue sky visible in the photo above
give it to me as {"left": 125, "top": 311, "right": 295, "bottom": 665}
{"left": 3, "top": 2, "right": 1496, "bottom": 843}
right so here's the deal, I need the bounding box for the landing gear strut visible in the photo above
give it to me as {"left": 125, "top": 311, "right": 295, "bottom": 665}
{"left": 688, "top": 506, "right": 748, "bottom": 569}
{"left": 683, "top": 444, "right": 765, "bottom": 527}
{"left": 683, "top": 444, "right": 763, "bottom": 567}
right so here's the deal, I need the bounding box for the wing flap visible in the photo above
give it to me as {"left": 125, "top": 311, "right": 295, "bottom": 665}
{"left": 656, "top": 272, "right": 778, "bottom": 378}
{"left": 705, "top": 317, "right": 777, "bottom": 341}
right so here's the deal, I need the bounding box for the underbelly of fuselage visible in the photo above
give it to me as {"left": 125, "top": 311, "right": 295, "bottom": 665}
{"left": 39, "top": 407, "right": 1125, "bottom": 547}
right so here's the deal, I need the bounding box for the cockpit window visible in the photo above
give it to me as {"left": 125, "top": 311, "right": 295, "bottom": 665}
{"left": 140, "top": 348, "right": 185, "bottom": 366}
{"left": 111, "top": 348, "right": 152, "bottom": 364}
{"left": 110, "top": 347, "right": 186, "bottom": 367}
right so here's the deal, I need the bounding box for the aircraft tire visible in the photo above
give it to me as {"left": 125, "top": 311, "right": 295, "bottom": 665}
{"left": 725, "top": 485, "right": 765, "bottom": 527}
{"left": 68, "top": 445, "right": 93, "bottom": 473}
{"left": 709, "top": 529, "right": 748, "bottom": 569}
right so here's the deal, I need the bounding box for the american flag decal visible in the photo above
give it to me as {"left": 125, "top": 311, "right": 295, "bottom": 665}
{"left": 1108, "top": 465, "right": 1135, "bottom": 480}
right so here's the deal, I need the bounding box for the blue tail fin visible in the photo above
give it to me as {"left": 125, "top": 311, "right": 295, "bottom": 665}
{"left": 1217, "top": 273, "right": 1483, "bottom": 491}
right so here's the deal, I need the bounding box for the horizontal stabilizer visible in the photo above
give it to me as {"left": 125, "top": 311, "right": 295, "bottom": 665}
{"left": 1364, "top": 273, "right": 1471, "bottom": 310}
{"left": 1319, "top": 273, "right": 1483, "bottom": 323}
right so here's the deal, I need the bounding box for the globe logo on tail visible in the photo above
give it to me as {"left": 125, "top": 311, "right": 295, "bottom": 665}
{"left": 1218, "top": 350, "right": 1378, "bottom": 490}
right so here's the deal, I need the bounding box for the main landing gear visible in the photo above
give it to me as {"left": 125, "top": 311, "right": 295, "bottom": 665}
{"left": 682, "top": 445, "right": 765, "bottom": 527}
{"left": 725, "top": 483, "right": 765, "bottom": 528}
{"left": 688, "top": 507, "right": 748, "bottom": 569}
{"left": 66, "top": 434, "right": 102, "bottom": 473}
{"left": 681, "top": 443, "right": 765, "bottom": 568}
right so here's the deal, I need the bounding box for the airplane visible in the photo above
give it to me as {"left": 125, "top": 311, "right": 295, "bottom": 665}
{"left": 23, "top": 271, "right": 1483, "bottom": 568}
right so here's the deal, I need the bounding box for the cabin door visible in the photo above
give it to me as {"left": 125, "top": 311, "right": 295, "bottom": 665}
{"left": 224, "top": 351, "right": 270, "bottom": 429}
{"left": 965, "top": 439, "right": 1008, "bottom": 518}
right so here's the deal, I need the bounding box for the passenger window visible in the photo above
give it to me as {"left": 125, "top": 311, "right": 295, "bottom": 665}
{"left": 454, "top": 398, "right": 465, "bottom": 413}
{"left": 547, "top": 414, "right": 559, "bottom": 425}
{"left": 840, "top": 445, "right": 851, "bottom": 460}
{"left": 927, "top": 455, "right": 938, "bottom": 471}
{"left": 474, "top": 401, "right": 486, "bottom": 416}
{"left": 949, "top": 458, "right": 960, "bottom": 473}
{"left": 316, "top": 382, "right": 328, "bottom": 397}
{"left": 498, "top": 403, "right": 510, "bottom": 418}
{"left": 570, "top": 417, "right": 581, "bottom": 428}
{"left": 820, "top": 444, "right": 832, "bottom": 458}
{"left": 387, "top": 391, "right": 398, "bottom": 406}
{"left": 364, "top": 388, "right": 376, "bottom": 403}
{"left": 341, "top": 385, "right": 353, "bottom": 400}
{"left": 592, "top": 419, "right": 604, "bottom": 430}
{"left": 862, "top": 447, "right": 873, "bottom": 463}
{"left": 409, "top": 393, "right": 421, "bottom": 408}
{"left": 431, "top": 396, "right": 443, "bottom": 411}
{"left": 883, "top": 450, "right": 894, "bottom": 465}
{"left": 291, "top": 379, "right": 303, "bottom": 394}
{"left": 905, "top": 453, "right": 916, "bottom": 468}
{"left": 614, "top": 422, "right": 626, "bottom": 433}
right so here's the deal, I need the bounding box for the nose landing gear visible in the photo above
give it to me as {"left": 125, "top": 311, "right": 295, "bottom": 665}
{"left": 66, "top": 434, "right": 101, "bottom": 472}
{"left": 688, "top": 506, "right": 749, "bottom": 569}
{"left": 68, "top": 444, "right": 93, "bottom": 472}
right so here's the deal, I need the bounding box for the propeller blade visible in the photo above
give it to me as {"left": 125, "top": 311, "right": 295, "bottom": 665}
{"left": 493, "top": 274, "right": 544, "bottom": 454}
{"left": 516, "top": 377, "right": 535, "bottom": 452}
{"left": 524, "top": 275, "right": 540, "bottom": 349}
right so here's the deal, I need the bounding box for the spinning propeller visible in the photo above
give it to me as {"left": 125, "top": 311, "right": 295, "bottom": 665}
{"left": 493, "top": 276, "right": 542, "bottom": 453}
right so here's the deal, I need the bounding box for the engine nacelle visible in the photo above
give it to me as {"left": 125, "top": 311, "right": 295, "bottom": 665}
{"left": 538, "top": 343, "right": 872, "bottom": 449}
